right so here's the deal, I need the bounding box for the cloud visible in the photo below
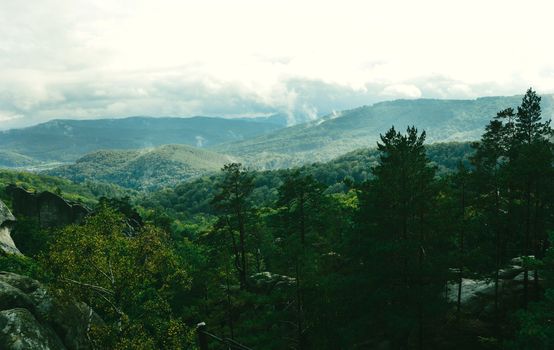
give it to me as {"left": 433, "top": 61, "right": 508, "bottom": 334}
{"left": 0, "top": 111, "right": 23, "bottom": 123}
{"left": 381, "top": 84, "right": 422, "bottom": 99}
{"left": 1, "top": 0, "right": 554, "bottom": 129}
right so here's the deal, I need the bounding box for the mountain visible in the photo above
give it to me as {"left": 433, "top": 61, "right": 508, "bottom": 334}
{"left": 213, "top": 95, "right": 554, "bottom": 168}
{"left": 45, "top": 144, "right": 236, "bottom": 190}
{"left": 0, "top": 151, "right": 40, "bottom": 168}
{"left": 0, "top": 116, "right": 282, "bottom": 163}
{"left": 235, "top": 113, "right": 290, "bottom": 126}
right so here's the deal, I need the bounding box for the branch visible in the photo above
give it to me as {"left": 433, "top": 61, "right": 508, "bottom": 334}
{"left": 60, "top": 277, "right": 114, "bottom": 296}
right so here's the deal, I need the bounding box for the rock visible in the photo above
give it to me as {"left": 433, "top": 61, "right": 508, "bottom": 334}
{"left": 0, "top": 272, "right": 102, "bottom": 350}
{"left": 513, "top": 271, "right": 542, "bottom": 283}
{"left": 0, "top": 200, "right": 21, "bottom": 255}
{"left": 498, "top": 265, "right": 524, "bottom": 279}
{"left": 0, "top": 308, "right": 66, "bottom": 349}
{"left": 510, "top": 256, "right": 534, "bottom": 265}
{"left": 0, "top": 200, "right": 16, "bottom": 224}
{"left": 6, "top": 185, "right": 89, "bottom": 228}
{"left": 448, "top": 258, "right": 542, "bottom": 319}
{"left": 250, "top": 272, "right": 295, "bottom": 293}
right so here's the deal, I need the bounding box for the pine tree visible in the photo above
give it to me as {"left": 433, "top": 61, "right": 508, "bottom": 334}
{"left": 212, "top": 163, "right": 254, "bottom": 290}
{"left": 275, "top": 171, "right": 325, "bottom": 349}
{"left": 355, "top": 126, "right": 446, "bottom": 348}
{"left": 510, "top": 89, "right": 553, "bottom": 307}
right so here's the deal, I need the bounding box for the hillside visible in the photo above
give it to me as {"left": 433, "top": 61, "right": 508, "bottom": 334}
{"left": 45, "top": 144, "right": 236, "bottom": 190}
{"left": 141, "top": 141, "right": 474, "bottom": 216}
{"left": 214, "top": 95, "right": 554, "bottom": 168}
{"left": 0, "top": 169, "right": 116, "bottom": 207}
{"left": 0, "top": 150, "right": 40, "bottom": 168}
{"left": 0, "top": 116, "right": 281, "bottom": 163}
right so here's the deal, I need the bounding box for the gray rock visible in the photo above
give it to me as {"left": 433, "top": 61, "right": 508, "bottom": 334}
{"left": 0, "top": 200, "right": 21, "bottom": 255}
{"left": 0, "top": 308, "right": 66, "bottom": 350}
{"left": 498, "top": 265, "right": 524, "bottom": 279}
{"left": 0, "top": 201, "right": 16, "bottom": 225}
{"left": 0, "top": 272, "right": 102, "bottom": 350}
{"left": 250, "top": 272, "right": 296, "bottom": 294}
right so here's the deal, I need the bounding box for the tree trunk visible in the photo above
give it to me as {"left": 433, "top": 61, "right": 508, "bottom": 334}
{"left": 457, "top": 179, "right": 465, "bottom": 318}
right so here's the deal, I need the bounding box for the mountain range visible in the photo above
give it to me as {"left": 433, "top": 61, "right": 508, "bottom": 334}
{"left": 214, "top": 95, "right": 554, "bottom": 168}
{"left": 2, "top": 94, "right": 553, "bottom": 188}
{"left": 0, "top": 116, "right": 281, "bottom": 164}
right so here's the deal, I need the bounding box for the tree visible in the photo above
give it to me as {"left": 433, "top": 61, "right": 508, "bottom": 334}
{"left": 509, "top": 88, "right": 553, "bottom": 307}
{"left": 42, "top": 206, "right": 193, "bottom": 349}
{"left": 275, "top": 171, "right": 326, "bottom": 349}
{"left": 212, "top": 163, "right": 254, "bottom": 289}
{"left": 354, "top": 126, "right": 447, "bottom": 349}
{"left": 471, "top": 113, "right": 509, "bottom": 318}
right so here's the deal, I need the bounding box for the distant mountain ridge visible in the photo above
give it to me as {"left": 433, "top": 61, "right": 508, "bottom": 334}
{"left": 0, "top": 116, "right": 282, "bottom": 163}
{"left": 213, "top": 94, "right": 554, "bottom": 168}
{"left": 3, "top": 94, "right": 553, "bottom": 171}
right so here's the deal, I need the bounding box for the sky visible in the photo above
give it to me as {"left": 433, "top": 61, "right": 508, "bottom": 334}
{"left": 1, "top": 0, "right": 554, "bottom": 129}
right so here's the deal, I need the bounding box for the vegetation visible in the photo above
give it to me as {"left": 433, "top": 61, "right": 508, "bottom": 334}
{"left": 2, "top": 89, "right": 554, "bottom": 348}
{"left": 0, "top": 168, "right": 111, "bottom": 206}
{"left": 214, "top": 95, "right": 554, "bottom": 168}
{"left": 0, "top": 116, "right": 281, "bottom": 162}
{"left": 46, "top": 144, "right": 236, "bottom": 191}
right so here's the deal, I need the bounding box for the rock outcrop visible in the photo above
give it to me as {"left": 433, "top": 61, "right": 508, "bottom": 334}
{"left": 0, "top": 271, "right": 102, "bottom": 349}
{"left": 447, "top": 257, "right": 539, "bottom": 317}
{"left": 6, "top": 185, "right": 89, "bottom": 228}
{"left": 0, "top": 200, "right": 20, "bottom": 255}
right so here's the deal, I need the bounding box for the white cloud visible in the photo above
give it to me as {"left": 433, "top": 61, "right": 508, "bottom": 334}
{"left": 0, "top": 111, "right": 23, "bottom": 123}
{"left": 381, "top": 84, "right": 422, "bottom": 99}
{"left": 1, "top": 0, "right": 554, "bottom": 129}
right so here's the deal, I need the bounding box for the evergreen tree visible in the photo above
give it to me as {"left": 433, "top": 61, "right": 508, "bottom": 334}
{"left": 212, "top": 163, "right": 254, "bottom": 290}
{"left": 509, "top": 89, "right": 553, "bottom": 307}
{"left": 354, "top": 126, "right": 447, "bottom": 348}
{"left": 275, "top": 171, "right": 325, "bottom": 349}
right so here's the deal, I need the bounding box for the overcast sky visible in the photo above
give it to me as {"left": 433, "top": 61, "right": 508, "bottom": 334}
{"left": 1, "top": 0, "right": 554, "bottom": 129}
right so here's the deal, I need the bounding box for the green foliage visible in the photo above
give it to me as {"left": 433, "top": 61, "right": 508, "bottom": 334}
{"left": 509, "top": 232, "right": 554, "bottom": 350}
{"left": 4, "top": 89, "right": 554, "bottom": 349}
{"left": 140, "top": 142, "right": 474, "bottom": 220}
{"left": 0, "top": 168, "right": 99, "bottom": 206}
{"left": 41, "top": 206, "right": 194, "bottom": 348}
{"left": 46, "top": 144, "right": 235, "bottom": 191}
{"left": 9, "top": 217, "right": 51, "bottom": 258}
{"left": 349, "top": 126, "right": 449, "bottom": 348}
{"left": 0, "top": 254, "right": 42, "bottom": 279}
{"left": 214, "top": 95, "right": 554, "bottom": 168}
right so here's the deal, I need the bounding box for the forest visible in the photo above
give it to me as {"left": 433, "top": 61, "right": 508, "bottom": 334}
{"left": 1, "top": 88, "right": 553, "bottom": 349}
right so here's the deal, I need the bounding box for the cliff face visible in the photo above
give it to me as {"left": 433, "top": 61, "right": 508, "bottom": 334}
{"left": 0, "top": 200, "right": 20, "bottom": 255}
{"left": 6, "top": 185, "right": 89, "bottom": 228}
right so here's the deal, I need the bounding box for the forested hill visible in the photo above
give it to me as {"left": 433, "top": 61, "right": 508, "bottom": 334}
{"left": 0, "top": 116, "right": 281, "bottom": 163}
{"left": 45, "top": 144, "right": 236, "bottom": 191}
{"left": 46, "top": 141, "right": 472, "bottom": 192}
{"left": 214, "top": 94, "right": 554, "bottom": 168}
{"left": 141, "top": 142, "right": 473, "bottom": 216}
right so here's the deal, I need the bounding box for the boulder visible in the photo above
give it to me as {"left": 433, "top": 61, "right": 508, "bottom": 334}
{"left": 6, "top": 185, "right": 90, "bottom": 228}
{"left": 0, "top": 200, "right": 21, "bottom": 255}
{"left": 250, "top": 271, "right": 296, "bottom": 294}
{"left": 0, "top": 272, "right": 102, "bottom": 350}
{"left": 0, "top": 308, "right": 66, "bottom": 350}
